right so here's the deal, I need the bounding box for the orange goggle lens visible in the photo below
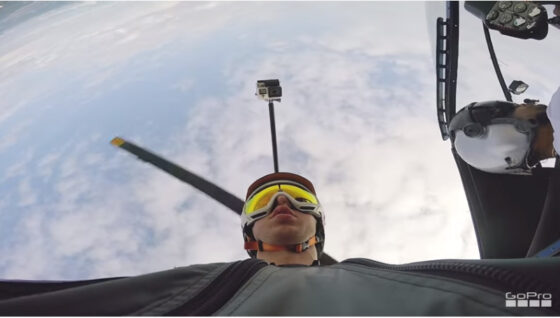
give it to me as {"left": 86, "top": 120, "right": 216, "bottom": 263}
{"left": 244, "top": 184, "right": 318, "bottom": 215}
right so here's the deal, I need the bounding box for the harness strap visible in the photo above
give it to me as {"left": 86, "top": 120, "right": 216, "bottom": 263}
{"left": 244, "top": 236, "right": 319, "bottom": 253}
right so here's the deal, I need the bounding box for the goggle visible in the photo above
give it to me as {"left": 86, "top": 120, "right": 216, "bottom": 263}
{"left": 243, "top": 182, "right": 321, "bottom": 219}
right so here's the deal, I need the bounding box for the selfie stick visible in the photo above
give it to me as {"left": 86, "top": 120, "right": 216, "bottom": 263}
{"left": 256, "top": 79, "right": 282, "bottom": 173}
{"left": 268, "top": 101, "right": 279, "bottom": 173}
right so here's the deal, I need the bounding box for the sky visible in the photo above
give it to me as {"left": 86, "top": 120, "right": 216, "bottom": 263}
{"left": 0, "top": 1, "right": 559, "bottom": 280}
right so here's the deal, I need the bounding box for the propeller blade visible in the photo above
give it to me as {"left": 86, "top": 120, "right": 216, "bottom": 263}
{"left": 110, "top": 137, "right": 337, "bottom": 264}
{"left": 110, "top": 137, "right": 244, "bottom": 214}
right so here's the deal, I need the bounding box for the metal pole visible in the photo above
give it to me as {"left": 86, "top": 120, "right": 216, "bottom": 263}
{"left": 483, "top": 24, "right": 512, "bottom": 102}
{"left": 268, "top": 101, "right": 279, "bottom": 172}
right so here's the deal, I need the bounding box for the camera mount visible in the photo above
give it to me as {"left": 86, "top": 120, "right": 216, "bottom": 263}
{"left": 256, "top": 79, "right": 283, "bottom": 173}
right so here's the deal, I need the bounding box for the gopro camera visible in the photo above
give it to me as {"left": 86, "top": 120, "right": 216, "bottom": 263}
{"left": 256, "top": 79, "right": 282, "bottom": 102}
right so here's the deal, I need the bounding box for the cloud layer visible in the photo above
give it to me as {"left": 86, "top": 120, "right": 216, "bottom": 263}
{"left": 1, "top": 2, "right": 557, "bottom": 280}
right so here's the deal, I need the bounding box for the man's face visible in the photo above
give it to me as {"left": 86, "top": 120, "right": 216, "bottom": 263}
{"left": 513, "top": 103, "right": 546, "bottom": 121}
{"left": 514, "top": 104, "right": 554, "bottom": 159}
{"left": 252, "top": 194, "right": 317, "bottom": 245}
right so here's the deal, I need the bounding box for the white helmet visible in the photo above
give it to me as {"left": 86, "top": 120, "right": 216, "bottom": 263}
{"left": 449, "top": 101, "right": 544, "bottom": 175}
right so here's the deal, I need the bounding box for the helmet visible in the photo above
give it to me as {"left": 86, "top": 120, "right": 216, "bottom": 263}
{"left": 449, "top": 101, "right": 545, "bottom": 174}
{"left": 241, "top": 172, "right": 325, "bottom": 258}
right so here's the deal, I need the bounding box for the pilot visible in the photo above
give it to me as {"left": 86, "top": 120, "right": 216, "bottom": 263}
{"left": 240, "top": 172, "right": 325, "bottom": 266}
{"left": 448, "top": 99, "right": 557, "bottom": 175}
{"left": 449, "top": 90, "right": 560, "bottom": 258}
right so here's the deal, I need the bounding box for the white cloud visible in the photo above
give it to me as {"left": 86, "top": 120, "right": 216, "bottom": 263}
{"left": 0, "top": 2, "right": 235, "bottom": 124}
{"left": 3, "top": 2, "right": 556, "bottom": 281}
{"left": 165, "top": 22, "right": 477, "bottom": 264}
{"left": 0, "top": 118, "right": 33, "bottom": 152}
{"left": 17, "top": 177, "right": 37, "bottom": 207}
{"left": 2, "top": 149, "right": 35, "bottom": 181}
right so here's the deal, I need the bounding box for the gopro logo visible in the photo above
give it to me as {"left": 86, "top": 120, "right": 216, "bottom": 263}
{"left": 505, "top": 292, "right": 552, "bottom": 308}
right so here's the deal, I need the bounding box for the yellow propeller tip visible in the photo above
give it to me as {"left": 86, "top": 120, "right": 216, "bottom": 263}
{"left": 110, "top": 137, "right": 125, "bottom": 147}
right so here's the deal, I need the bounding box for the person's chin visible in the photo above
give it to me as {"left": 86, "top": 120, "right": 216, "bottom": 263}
{"left": 268, "top": 226, "right": 304, "bottom": 244}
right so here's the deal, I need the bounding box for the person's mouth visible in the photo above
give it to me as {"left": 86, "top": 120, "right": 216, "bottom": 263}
{"left": 271, "top": 206, "right": 296, "bottom": 218}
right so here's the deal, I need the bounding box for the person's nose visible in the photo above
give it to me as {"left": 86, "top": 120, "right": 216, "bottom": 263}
{"left": 276, "top": 194, "right": 290, "bottom": 205}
